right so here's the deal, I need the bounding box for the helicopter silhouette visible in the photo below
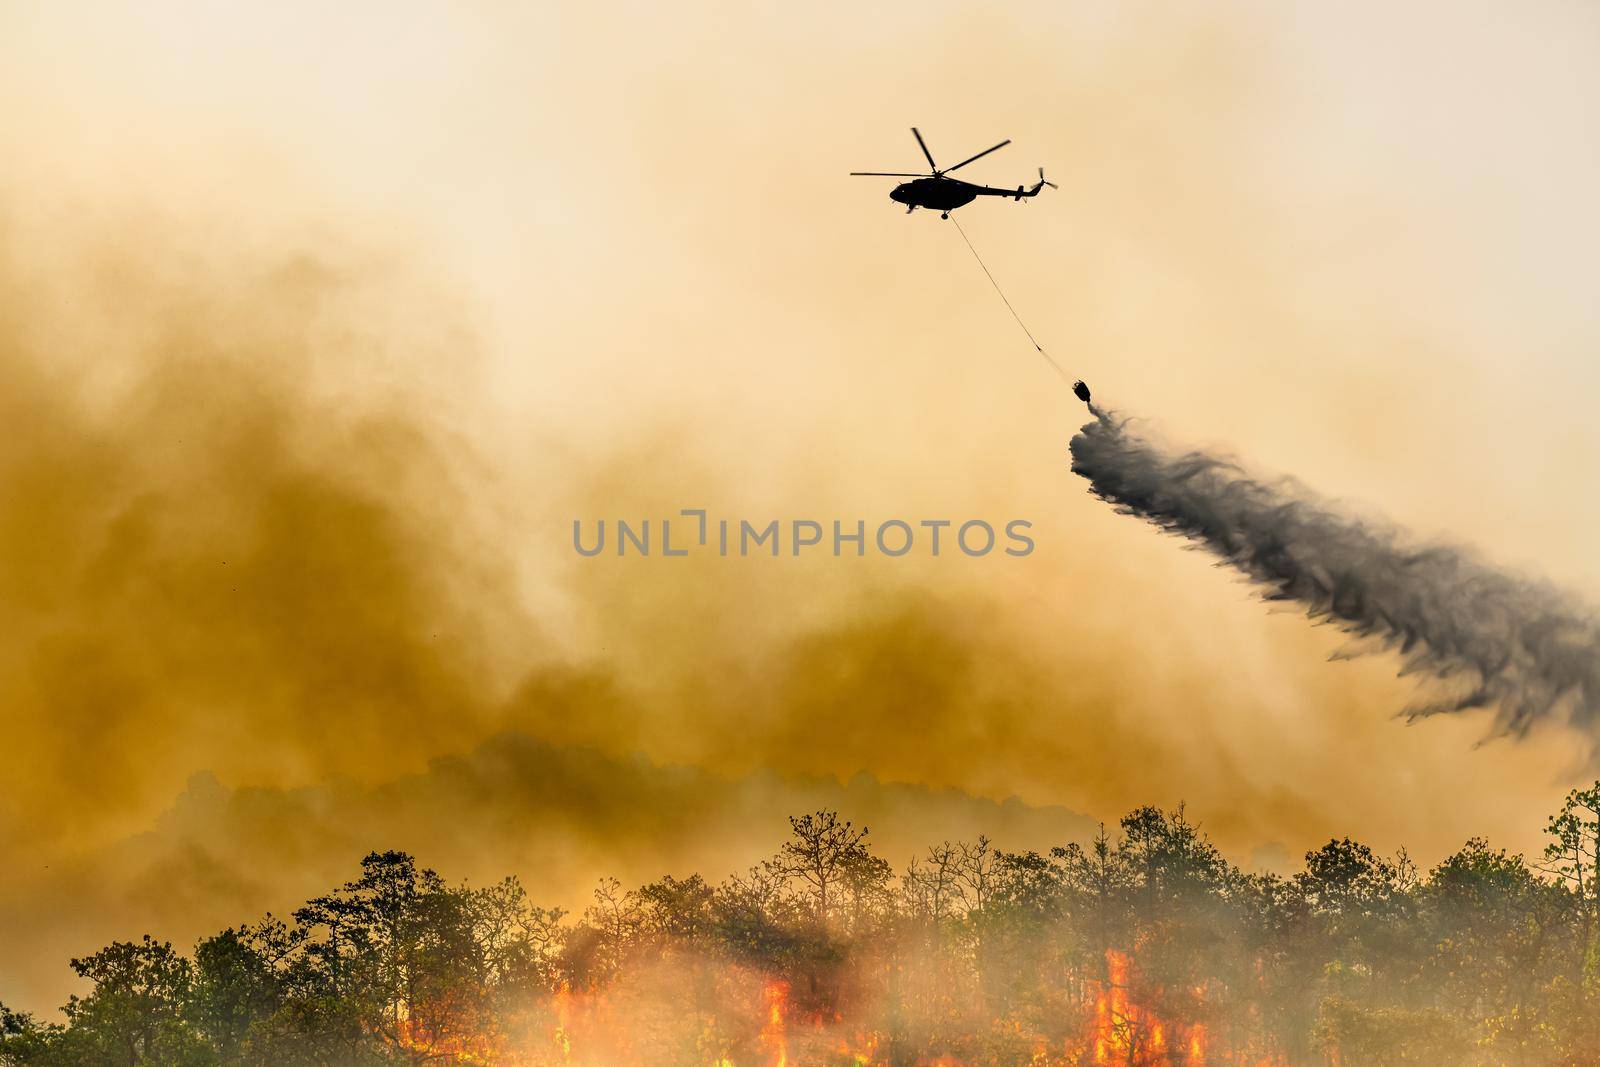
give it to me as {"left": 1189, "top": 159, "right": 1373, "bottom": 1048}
{"left": 852, "top": 128, "right": 1056, "bottom": 218}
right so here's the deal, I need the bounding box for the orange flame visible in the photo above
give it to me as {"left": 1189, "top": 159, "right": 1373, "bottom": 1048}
{"left": 1088, "top": 950, "right": 1216, "bottom": 1067}
{"left": 502, "top": 957, "right": 1287, "bottom": 1066}
{"left": 393, "top": 997, "right": 505, "bottom": 1065}
{"left": 759, "top": 978, "right": 790, "bottom": 1067}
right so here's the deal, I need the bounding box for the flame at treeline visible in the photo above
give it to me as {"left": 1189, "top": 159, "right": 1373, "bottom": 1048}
{"left": 7, "top": 799, "right": 1600, "bottom": 1065}
{"left": 406, "top": 951, "right": 1263, "bottom": 1065}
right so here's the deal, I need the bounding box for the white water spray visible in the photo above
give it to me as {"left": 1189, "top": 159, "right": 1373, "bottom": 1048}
{"left": 1071, "top": 408, "right": 1600, "bottom": 742}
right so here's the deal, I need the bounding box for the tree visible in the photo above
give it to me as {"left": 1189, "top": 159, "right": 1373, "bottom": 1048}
{"left": 954, "top": 836, "right": 997, "bottom": 917}
{"left": 562, "top": 877, "right": 645, "bottom": 988}
{"left": 903, "top": 843, "right": 963, "bottom": 924}
{"left": 1421, "top": 838, "right": 1577, "bottom": 1064}
{"left": 1542, "top": 782, "right": 1600, "bottom": 915}
{"left": 189, "top": 929, "right": 280, "bottom": 1065}
{"left": 463, "top": 876, "right": 564, "bottom": 997}
{"left": 774, "top": 811, "right": 871, "bottom": 928}
{"left": 0, "top": 1002, "right": 59, "bottom": 1066}
{"left": 286, "top": 851, "right": 492, "bottom": 1063}
{"left": 58, "top": 936, "right": 208, "bottom": 1066}
{"left": 837, "top": 850, "right": 894, "bottom": 936}
{"left": 636, "top": 874, "right": 714, "bottom": 944}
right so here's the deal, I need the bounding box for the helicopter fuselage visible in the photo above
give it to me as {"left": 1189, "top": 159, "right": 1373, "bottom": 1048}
{"left": 888, "top": 175, "right": 1044, "bottom": 215}
{"left": 890, "top": 176, "right": 978, "bottom": 212}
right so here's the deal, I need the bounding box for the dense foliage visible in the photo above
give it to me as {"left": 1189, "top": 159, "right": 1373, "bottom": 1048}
{"left": 4, "top": 786, "right": 1599, "bottom": 1066}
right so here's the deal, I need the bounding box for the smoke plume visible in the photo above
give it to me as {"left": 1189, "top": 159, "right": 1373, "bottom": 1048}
{"left": 1071, "top": 408, "right": 1600, "bottom": 742}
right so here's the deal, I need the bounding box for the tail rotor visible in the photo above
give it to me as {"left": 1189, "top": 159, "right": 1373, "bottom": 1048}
{"left": 1021, "top": 168, "right": 1058, "bottom": 202}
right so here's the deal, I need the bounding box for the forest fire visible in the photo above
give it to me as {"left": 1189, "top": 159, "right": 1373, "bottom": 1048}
{"left": 759, "top": 979, "right": 789, "bottom": 1067}
{"left": 508, "top": 956, "right": 1270, "bottom": 1066}
{"left": 7, "top": 799, "right": 1600, "bottom": 1065}
{"left": 395, "top": 1000, "right": 504, "bottom": 1065}
{"left": 1090, "top": 950, "right": 1202, "bottom": 1067}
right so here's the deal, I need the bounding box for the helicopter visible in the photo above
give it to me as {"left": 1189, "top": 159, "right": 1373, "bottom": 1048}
{"left": 852, "top": 128, "right": 1056, "bottom": 218}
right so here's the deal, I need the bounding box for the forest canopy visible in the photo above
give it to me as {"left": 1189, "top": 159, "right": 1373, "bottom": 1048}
{"left": 4, "top": 787, "right": 1599, "bottom": 1066}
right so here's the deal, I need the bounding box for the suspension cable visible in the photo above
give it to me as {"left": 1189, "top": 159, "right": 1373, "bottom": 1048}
{"left": 950, "top": 215, "right": 1071, "bottom": 385}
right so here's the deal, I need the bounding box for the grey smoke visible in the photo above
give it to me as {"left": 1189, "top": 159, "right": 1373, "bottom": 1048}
{"left": 1070, "top": 408, "right": 1600, "bottom": 741}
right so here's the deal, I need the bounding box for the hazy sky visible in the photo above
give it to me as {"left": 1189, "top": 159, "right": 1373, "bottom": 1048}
{"left": 2, "top": 0, "right": 1599, "bottom": 1013}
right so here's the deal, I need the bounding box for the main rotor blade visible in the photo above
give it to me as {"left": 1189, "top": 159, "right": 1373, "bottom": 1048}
{"left": 911, "top": 127, "right": 938, "bottom": 171}
{"left": 943, "top": 139, "right": 1011, "bottom": 174}
{"left": 849, "top": 171, "right": 925, "bottom": 177}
